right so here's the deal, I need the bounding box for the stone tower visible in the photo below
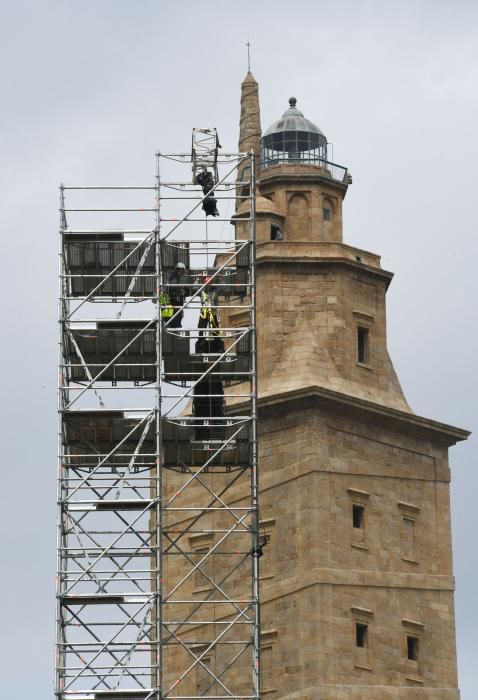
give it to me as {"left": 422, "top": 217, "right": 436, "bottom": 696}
{"left": 227, "top": 73, "right": 469, "bottom": 698}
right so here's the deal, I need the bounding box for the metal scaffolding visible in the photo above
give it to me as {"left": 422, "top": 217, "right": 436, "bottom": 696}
{"left": 57, "top": 148, "right": 260, "bottom": 699}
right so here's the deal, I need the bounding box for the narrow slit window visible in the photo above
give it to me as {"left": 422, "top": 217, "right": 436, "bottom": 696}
{"left": 407, "top": 635, "right": 419, "bottom": 661}
{"left": 260, "top": 630, "right": 278, "bottom": 691}
{"left": 259, "top": 532, "right": 272, "bottom": 579}
{"left": 357, "top": 326, "right": 369, "bottom": 364}
{"left": 356, "top": 622, "right": 368, "bottom": 648}
{"left": 323, "top": 207, "right": 331, "bottom": 221}
{"left": 260, "top": 645, "right": 273, "bottom": 691}
{"left": 402, "top": 517, "right": 416, "bottom": 561}
{"left": 196, "top": 655, "right": 212, "bottom": 695}
{"left": 352, "top": 504, "right": 364, "bottom": 529}
{"left": 194, "top": 547, "right": 211, "bottom": 588}
{"left": 270, "top": 224, "right": 283, "bottom": 241}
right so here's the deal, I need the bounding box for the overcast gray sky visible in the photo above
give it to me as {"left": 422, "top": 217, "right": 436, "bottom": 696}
{"left": 0, "top": 1, "right": 476, "bottom": 697}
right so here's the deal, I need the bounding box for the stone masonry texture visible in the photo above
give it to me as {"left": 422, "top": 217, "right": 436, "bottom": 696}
{"left": 218, "top": 72, "right": 467, "bottom": 697}
{"left": 161, "top": 73, "right": 469, "bottom": 698}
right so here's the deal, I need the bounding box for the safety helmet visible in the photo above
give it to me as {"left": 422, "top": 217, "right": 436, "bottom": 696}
{"left": 175, "top": 262, "right": 186, "bottom": 270}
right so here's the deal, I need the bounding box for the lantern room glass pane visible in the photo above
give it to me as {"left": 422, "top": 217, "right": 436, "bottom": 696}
{"left": 261, "top": 131, "right": 328, "bottom": 167}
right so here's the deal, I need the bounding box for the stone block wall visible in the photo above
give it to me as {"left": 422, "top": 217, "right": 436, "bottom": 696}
{"left": 160, "top": 395, "right": 460, "bottom": 696}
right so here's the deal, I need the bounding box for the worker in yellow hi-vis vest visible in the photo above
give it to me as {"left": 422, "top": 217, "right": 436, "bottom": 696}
{"left": 159, "top": 291, "right": 174, "bottom": 321}
{"left": 198, "top": 274, "right": 220, "bottom": 336}
{"left": 160, "top": 262, "right": 190, "bottom": 327}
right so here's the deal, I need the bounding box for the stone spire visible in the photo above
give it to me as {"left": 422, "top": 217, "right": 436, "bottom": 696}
{"left": 236, "top": 72, "right": 261, "bottom": 208}
{"left": 238, "top": 71, "right": 261, "bottom": 157}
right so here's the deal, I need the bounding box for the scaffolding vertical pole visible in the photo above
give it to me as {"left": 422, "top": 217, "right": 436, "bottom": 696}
{"left": 56, "top": 183, "right": 66, "bottom": 698}
{"left": 155, "top": 151, "right": 162, "bottom": 698}
{"left": 249, "top": 151, "right": 260, "bottom": 698}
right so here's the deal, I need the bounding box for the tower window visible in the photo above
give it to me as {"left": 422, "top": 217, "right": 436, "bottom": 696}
{"left": 356, "top": 622, "right": 368, "bottom": 648}
{"left": 260, "top": 644, "right": 273, "bottom": 691}
{"left": 407, "top": 635, "right": 419, "bottom": 661}
{"left": 194, "top": 547, "right": 212, "bottom": 588}
{"left": 270, "top": 224, "right": 283, "bottom": 240}
{"left": 259, "top": 518, "right": 275, "bottom": 581}
{"left": 402, "top": 517, "right": 416, "bottom": 562}
{"left": 323, "top": 207, "right": 331, "bottom": 221}
{"left": 348, "top": 489, "right": 369, "bottom": 549}
{"left": 357, "top": 326, "right": 369, "bottom": 364}
{"left": 398, "top": 502, "right": 420, "bottom": 563}
{"left": 351, "top": 606, "right": 374, "bottom": 669}
{"left": 352, "top": 504, "right": 364, "bottom": 529}
{"left": 196, "top": 654, "right": 212, "bottom": 695}
{"left": 260, "top": 629, "right": 278, "bottom": 692}
{"left": 402, "top": 618, "right": 424, "bottom": 670}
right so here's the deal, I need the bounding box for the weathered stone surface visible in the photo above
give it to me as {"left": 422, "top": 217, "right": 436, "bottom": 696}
{"left": 238, "top": 71, "right": 261, "bottom": 158}
{"left": 223, "top": 72, "right": 466, "bottom": 697}
{"left": 163, "top": 73, "right": 468, "bottom": 698}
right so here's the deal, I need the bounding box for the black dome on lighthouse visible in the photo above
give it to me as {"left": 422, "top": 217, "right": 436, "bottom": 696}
{"left": 261, "top": 97, "right": 328, "bottom": 167}
{"left": 263, "top": 97, "right": 326, "bottom": 139}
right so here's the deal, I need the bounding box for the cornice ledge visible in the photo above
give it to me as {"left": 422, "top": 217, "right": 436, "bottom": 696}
{"left": 259, "top": 568, "right": 456, "bottom": 610}
{"left": 299, "top": 686, "right": 458, "bottom": 696}
{"left": 258, "top": 385, "right": 471, "bottom": 444}
{"left": 256, "top": 240, "right": 380, "bottom": 260}
{"left": 257, "top": 170, "right": 349, "bottom": 193}
{"left": 256, "top": 253, "right": 394, "bottom": 285}
{"left": 194, "top": 569, "right": 455, "bottom": 630}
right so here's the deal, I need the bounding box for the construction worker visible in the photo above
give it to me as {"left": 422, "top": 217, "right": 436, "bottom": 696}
{"left": 196, "top": 169, "right": 219, "bottom": 217}
{"left": 162, "top": 262, "right": 190, "bottom": 328}
{"left": 198, "top": 274, "right": 220, "bottom": 336}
